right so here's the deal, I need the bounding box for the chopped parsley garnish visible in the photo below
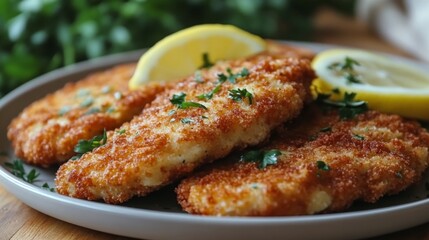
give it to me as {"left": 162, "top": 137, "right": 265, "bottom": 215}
{"left": 181, "top": 118, "right": 194, "bottom": 124}
{"left": 217, "top": 67, "right": 249, "bottom": 84}
{"left": 58, "top": 106, "right": 72, "bottom": 116}
{"left": 199, "top": 52, "right": 214, "bottom": 69}
{"left": 42, "top": 182, "right": 55, "bottom": 192}
{"left": 328, "top": 57, "right": 362, "bottom": 84}
{"left": 395, "top": 171, "right": 403, "bottom": 179}
{"left": 72, "top": 129, "right": 107, "bottom": 160}
{"left": 80, "top": 97, "right": 94, "bottom": 107}
{"left": 241, "top": 149, "right": 281, "bottom": 169}
{"left": 85, "top": 107, "right": 100, "bottom": 115}
{"left": 197, "top": 67, "right": 251, "bottom": 102}
{"left": 353, "top": 134, "right": 365, "bottom": 140}
{"left": 4, "top": 159, "right": 39, "bottom": 183}
{"left": 320, "top": 126, "right": 332, "bottom": 132}
{"left": 170, "top": 92, "right": 207, "bottom": 110}
{"left": 228, "top": 88, "right": 253, "bottom": 104}
{"left": 328, "top": 56, "right": 360, "bottom": 71}
{"left": 345, "top": 73, "right": 361, "bottom": 84}
{"left": 106, "top": 106, "right": 116, "bottom": 113}
{"left": 332, "top": 88, "right": 341, "bottom": 94}
{"left": 194, "top": 71, "right": 204, "bottom": 83}
{"left": 168, "top": 110, "right": 176, "bottom": 116}
{"left": 197, "top": 84, "right": 221, "bottom": 100}
{"left": 116, "top": 129, "right": 126, "bottom": 134}
{"left": 316, "top": 160, "right": 330, "bottom": 171}
{"left": 316, "top": 91, "right": 368, "bottom": 120}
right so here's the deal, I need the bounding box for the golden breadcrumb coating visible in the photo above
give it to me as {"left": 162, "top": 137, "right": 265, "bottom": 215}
{"left": 55, "top": 52, "right": 315, "bottom": 204}
{"left": 176, "top": 104, "right": 429, "bottom": 216}
{"left": 7, "top": 64, "right": 165, "bottom": 167}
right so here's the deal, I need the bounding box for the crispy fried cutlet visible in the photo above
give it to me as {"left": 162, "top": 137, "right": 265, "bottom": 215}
{"left": 55, "top": 53, "right": 315, "bottom": 204}
{"left": 176, "top": 104, "right": 429, "bottom": 216}
{"left": 7, "top": 64, "right": 165, "bottom": 167}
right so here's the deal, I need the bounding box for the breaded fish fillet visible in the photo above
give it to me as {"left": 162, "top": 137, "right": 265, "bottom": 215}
{"left": 7, "top": 64, "right": 165, "bottom": 167}
{"left": 176, "top": 105, "right": 429, "bottom": 216}
{"left": 55, "top": 53, "right": 315, "bottom": 204}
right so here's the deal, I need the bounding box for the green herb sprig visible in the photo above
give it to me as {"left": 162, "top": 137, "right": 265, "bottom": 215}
{"left": 316, "top": 90, "right": 368, "bottom": 120}
{"left": 170, "top": 92, "right": 207, "bottom": 110}
{"left": 42, "top": 183, "right": 56, "bottom": 192}
{"left": 197, "top": 67, "right": 250, "bottom": 101}
{"left": 72, "top": 129, "right": 107, "bottom": 160}
{"left": 4, "top": 159, "right": 39, "bottom": 183}
{"left": 228, "top": 88, "right": 253, "bottom": 104}
{"left": 328, "top": 57, "right": 362, "bottom": 84}
{"left": 218, "top": 68, "right": 249, "bottom": 84}
{"left": 241, "top": 149, "right": 281, "bottom": 169}
{"left": 199, "top": 52, "right": 214, "bottom": 69}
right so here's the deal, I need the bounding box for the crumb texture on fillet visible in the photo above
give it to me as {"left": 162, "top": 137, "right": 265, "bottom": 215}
{"left": 176, "top": 105, "right": 429, "bottom": 216}
{"left": 55, "top": 51, "right": 315, "bottom": 204}
{"left": 7, "top": 64, "right": 165, "bottom": 166}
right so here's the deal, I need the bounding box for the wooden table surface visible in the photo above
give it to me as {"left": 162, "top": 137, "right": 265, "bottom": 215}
{"left": 1, "top": 8, "right": 428, "bottom": 240}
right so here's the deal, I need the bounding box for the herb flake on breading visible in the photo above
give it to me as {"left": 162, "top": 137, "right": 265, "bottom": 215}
{"left": 217, "top": 67, "right": 249, "bottom": 84}
{"left": 353, "top": 134, "right": 365, "bottom": 140}
{"left": 42, "top": 182, "right": 55, "bottom": 192}
{"left": 72, "top": 129, "right": 107, "bottom": 160}
{"left": 170, "top": 92, "right": 207, "bottom": 110}
{"left": 181, "top": 118, "right": 195, "bottom": 124}
{"left": 316, "top": 90, "right": 368, "bottom": 120}
{"left": 316, "top": 160, "right": 330, "bottom": 171}
{"left": 241, "top": 149, "right": 281, "bottom": 169}
{"left": 197, "top": 84, "right": 221, "bottom": 100}
{"left": 228, "top": 88, "right": 253, "bottom": 104}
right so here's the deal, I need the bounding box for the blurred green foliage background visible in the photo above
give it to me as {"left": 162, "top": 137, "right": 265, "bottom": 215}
{"left": 0, "top": 0, "right": 355, "bottom": 98}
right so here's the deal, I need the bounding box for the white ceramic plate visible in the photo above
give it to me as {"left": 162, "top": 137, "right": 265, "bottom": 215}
{"left": 1, "top": 42, "right": 429, "bottom": 240}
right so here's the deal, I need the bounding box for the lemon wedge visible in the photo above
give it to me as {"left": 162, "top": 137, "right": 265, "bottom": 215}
{"left": 129, "top": 24, "right": 266, "bottom": 89}
{"left": 312, "top": 49, "right": 429, "bottom": 120}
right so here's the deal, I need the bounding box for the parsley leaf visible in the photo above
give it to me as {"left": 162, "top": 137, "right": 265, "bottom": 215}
{"left": 316, "top": 91, "right": 368, "bottom": 120}
{"left": 199, "top": 52, "right": 214, "bottom": 69}
{"left": 194, "top": 71, "right": 204, "bottom": 83}
{"left": 4, "top": 159, "right": 40, "bottom": 183}
{"left": 241, "top": 149, "right": 281, "bottom": 169}
{"left": 320, "top": 126, "right": 332, "bottom": 132}
{"left": 353, "top": 134, "right": 365, "bottom": 140}
{"left": 116, "top": 129, "right": 126, "bottom": 134}
{"left": 328, "top": 57, "right": 362, "bottom": 84}
{"left": 228, "top": 88, "right": 253, "bottom": 104}
{"left": 181, "top": 118, "right": 194, "bottom": 124}
{"left": 72, "top": 129, "right": 107, "bottom": 160}
{"left": 217, "top": 67, "right": 249, "bottom": 84}
{"left": 80, "top": 96, "right": 94, "bottom": 107}
{"left": 170, "top": 92, "right": 207, "bottom": 110}
{"left": 42, "top": 182, "right": 55, "bottom": 192}
{"left": 316, "top": 160, "right": 330, "bottom": 171}
{"left": 197, "top": 84, "right": 221, "bottom": 100}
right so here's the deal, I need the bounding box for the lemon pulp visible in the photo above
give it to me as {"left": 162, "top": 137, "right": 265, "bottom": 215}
{"left": 312, "top": 49, "right": 429, "bottom": 120}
